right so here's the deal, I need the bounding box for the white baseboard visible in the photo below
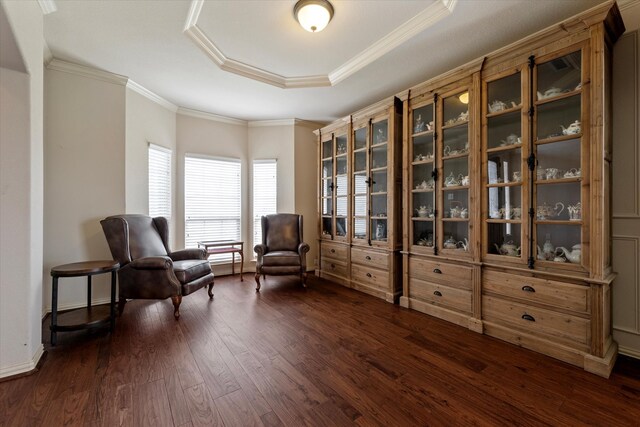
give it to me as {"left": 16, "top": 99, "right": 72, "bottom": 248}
{"left": 42, "top": 297, "right": 113, "bottom": 319}
{"left": 619, "top": 345, "right": 640, "bottom": 360}
{"left": 0, "top": 344, "right": 44, "bottom": 379}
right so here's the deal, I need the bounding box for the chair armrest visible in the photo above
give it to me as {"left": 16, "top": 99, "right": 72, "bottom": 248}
{"left": 298, "top": 242, "right": 310, "bottom": 255}
{"left": 254, "top": 244, "right": 267, "bottom": 257}
{"left": 129, "top": 256, "right": 172, "bottom": 270}
{"left": 170, "top": 248, "right": 207, "bottom": 261}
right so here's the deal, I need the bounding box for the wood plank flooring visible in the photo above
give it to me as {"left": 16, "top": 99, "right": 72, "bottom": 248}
{"left": 1, "top": 274, "right": 639, "bottom": 426}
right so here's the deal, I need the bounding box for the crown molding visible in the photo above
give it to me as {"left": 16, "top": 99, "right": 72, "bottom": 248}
{"left": 177, "top": 107, "right": 247, "bottom": 126}
{"left": 248, "top": 119, "right": 297, "bottom": 127}
{"left": 46, "top": 58, "right": 128, "bottom": 86}
{"left": 183, "top": 0, "right": 456, "bottom": 89}
{"left": 37, "top": 0, "right": 57, "bottom": 15}
{"left": 126, "top": 80, "right": 178, "bottom": 112}
{"left": 619, "top": 0, "right": 639, "bottom": 12}
{"left": 43, "top": 41, "right": 53, "bottom": 66}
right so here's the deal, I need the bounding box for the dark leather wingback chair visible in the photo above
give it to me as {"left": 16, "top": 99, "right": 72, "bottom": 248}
{"left": 254, "top": 213, "right": 310, "bottom": 291}
{"left": 100, "top": 214, "right": 214, "bottom": 319}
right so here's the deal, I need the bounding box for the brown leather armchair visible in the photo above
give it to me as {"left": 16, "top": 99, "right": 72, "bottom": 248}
{"left": 254, "top": 213, "right": 310, "bottom": 291}
{"left": 100, "top": 214, "right": 214, "bottom": 319}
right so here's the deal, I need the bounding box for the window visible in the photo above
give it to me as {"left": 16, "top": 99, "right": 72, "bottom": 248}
{"left": 253, "top": 159, "right": 277, "bottom": 255}
{"left": 148, "top": 143, "right": 172, "bottom": 219}
{"left": 184, "top": 155, "right": 241, "bottom": 262}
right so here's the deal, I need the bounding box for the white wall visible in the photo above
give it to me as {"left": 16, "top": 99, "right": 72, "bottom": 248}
{"left": 125, "top": 88, "right": 177, "bottom": 243}
{"left": 0, "top": 0, "right": 44, "bottom": 378}
{"left": 43, "top": 68, "right": 126, "bottom": 312}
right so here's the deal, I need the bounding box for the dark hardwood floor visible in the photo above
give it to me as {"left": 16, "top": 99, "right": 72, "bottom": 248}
{"left": 1, "top": 274, "right": 639, "bottom": 426}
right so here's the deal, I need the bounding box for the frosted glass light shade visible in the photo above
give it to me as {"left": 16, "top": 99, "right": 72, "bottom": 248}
{"left": 294, "top": 0, "right": 334, "bottom": 33}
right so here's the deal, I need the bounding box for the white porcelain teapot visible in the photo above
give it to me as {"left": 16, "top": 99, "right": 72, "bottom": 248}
{"left": 488, "top": 100, "right": 507, "bottom": 113}
{"left": 443, "top": 235, "right": 458, "bottom": 249}
{"left": 561, "top": 120, "right": 581, "bottom": 135}
{"left": 495, "top": 240, "right": 520, "bottom": 257}
{"left": 557, "top": 244, "right": 581, "bottom": 264}
{"left": 445, "top": 172, "right": 460, "bottom": 187}
{"left": 537, "top": 202, "right": 564, "bottom": 220}
{"left": 537, "top": 87, "right": 563, "bottom": 100}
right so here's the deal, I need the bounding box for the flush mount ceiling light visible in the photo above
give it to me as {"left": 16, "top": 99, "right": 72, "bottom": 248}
{"left": 294, "top": 0, "right": 334, "bottom": 33}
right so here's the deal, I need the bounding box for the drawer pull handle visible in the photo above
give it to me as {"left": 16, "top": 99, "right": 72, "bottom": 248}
{"left": 522, "top": 314, "right": 535, "bottom": 322}
{"left": 433, "top": 268, "right": 442, "bottom": 274}
{"left": 365, "top": 256, "right": 371, "bottom": 260}
{"left": 522, "top": 285, "right": 535, "bottom": 293}
{"left": 366, "top": 273, "right": 372, "bottom": 278}
{"left": 330, "top": 249, "right": 336, "bottom": 253}
{"left": 433, "top": 291, "right": 442, "bottom": 297}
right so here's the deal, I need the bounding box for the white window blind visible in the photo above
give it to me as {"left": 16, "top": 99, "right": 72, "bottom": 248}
{"left": 148, "top": 143, "right": 172, "bottom": 219}
{"left": 253, "top": 160, "right": 277, "bottom": 255}
{"left": 184, "top": 155, "right": 241, "bottom": 262}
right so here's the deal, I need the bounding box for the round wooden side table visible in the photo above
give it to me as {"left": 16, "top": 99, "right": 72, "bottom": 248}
{"left": 49, "top": 260, "right": 119, "bottom": 346}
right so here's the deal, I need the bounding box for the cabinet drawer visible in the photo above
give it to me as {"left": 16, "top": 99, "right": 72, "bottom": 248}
{"left": 482, "top": 295, "right": 590, "bottom": 347}
{"left": 351, "top": 247, "right": 389, "bottom": 269}
{"left": 320, "top": 259, "right": 347, "bottom": 278}
{"left": 409, "top": 258, "right": 472, "bottom": 290}
{"left": 351, "top": 264, "right": 388, "bottom": 291}
{"left": 409, "top": 277, "right": 472, "bottom": 313}
{"left": 321, "top": 242, "right": 348, "bottom": 260}
{"left": 483, "top": 270, "right": 588, "bottom": 313}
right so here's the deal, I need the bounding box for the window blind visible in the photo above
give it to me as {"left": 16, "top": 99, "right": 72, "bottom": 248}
{"left": 184, "top": 155, "right": 241, "bottom": 262}
{"left": 148, "top": 143, "right": 172, "bottom": 219}
{"left": 253, "top": 159, "right": 277, "bottom": 256}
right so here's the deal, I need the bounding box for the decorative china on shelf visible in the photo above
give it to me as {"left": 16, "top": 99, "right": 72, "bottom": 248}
{"left": 488, "top": 100, "right": 517, "bottom": 113}
{"left": 495, "top": 239, "right": 520, "bottom": 257}
{"left": 337, "top": 144, "right": 347, "bottom": 155}
{"left": 561, "top": 120, "right": 581, "bottom": 135}
{"left": 537, "top": 87, "right": 567, "bottom": 100}
{"left": 414, "top": 114, "right": 425, "bottom": 133}
{"left": 536, "top": 202, "right": 564, "bottom": 220}
{"left": 557, "top": 244, "right": 581, "bottom": 263}
{"left": 416, "top": 179, "right": 435, "bottom": 190}
{"left": 457, "top": 238, "right": 469, "bottom": 251}
{"left": 512, "top": 171, "right": 522, "bottom": 183}
{"left": 500, "top": 134, "right": 521, "bottom": 146}
{"left": 563, "top": 168, "right": 581, "bottom": 178}
{"left": 444, "top": 172, "right": 461, "bottom": 187}
{"left": 375, "top": 128, "right": 387, "bottom": 143}
{"left": 443, "top": 235, "right": 458, "bottom": 249}
{"left": 417, "top": 236, "right": 433, "bottom": 247}
{"left": 417, "top": 205, "right": 434, "bottom": 218}
{"left": 489, "top": 206, "right": 521, "bottom": 220}
{"left": 414, "top": 153, "right": 433, "bottom": 162}
{"left": 568, "top": 202, "right": 582, "bottom": 221}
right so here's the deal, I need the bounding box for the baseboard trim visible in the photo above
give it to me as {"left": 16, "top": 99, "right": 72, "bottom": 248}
{"left": 619, "top": 345, "right": 640, "bottom": 360}
{"left": 42, "top": 297, "right": 113, "bottom": 319}
{"left": 0, "top": 344, "right": 45, "bottom": 380}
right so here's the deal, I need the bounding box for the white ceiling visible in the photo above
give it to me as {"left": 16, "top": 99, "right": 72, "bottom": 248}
{"left": 43, "top": 0, "right": 619, "bottom": 122}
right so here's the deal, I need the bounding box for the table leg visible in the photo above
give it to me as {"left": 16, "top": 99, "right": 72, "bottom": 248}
{"left": 87, "top": 275, "right": 92, "bottom": 309}
{"left": 110, "top": 271, "right": 116, "bottom": 332}
{"left": 51, "top": 277, "right": 58, "bottom": 346}
{"left": 240, "top": 250, "right": 244, "bottom": 281}
{"left": 232, "top": 252, "right": 235, "bottom": 276}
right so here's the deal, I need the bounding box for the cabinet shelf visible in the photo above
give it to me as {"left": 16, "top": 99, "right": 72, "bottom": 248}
{"left": 372, "top": 141, "right": 388, "bottom": 148}
{"left": 486, "top": 219, "right": 522, "bottom": 224}
{"left": 535, "top": 88, "right": 581, "bottom": 106}
{"left": 442, "top": 218, "right": 469, "bottom": 222}
{"left": 535, "top": 220, "right": 583, "bottom": 225}
{"left": 371, "top": 166, "right": 388, "bottom": 173}
{"left": 412, "top": 188, "right": 434, "bottom": 193}
{"left": 442, "top": 152, "right": 469, "bottom": 160}
{"left": 412, "top": 217, "right": 434, "bottom": 221}
{"left": 486, "top": 181, "right": 522, "bottom": 188}
{"left": 412, "top": 158, "right": 434, "bottom": 165}
{"left": 486, "top": 104, "right": 522, "bottom": 118}
{"left": 536, "top": 133, "right": 582, "bottom": 145}
{"left": 443, "top": 185, "right": 470, "bottom": 191}
{"left": 412, "top": 129, "right": 434, "bottom": 138}
{"left": 442, "top": 120, "right": 469, "bottom": 130}
{"left": 486, "top": 143, "right": 522, "bottom": 153}
{"left": 536, "top": 177, "right": 581, "bottom": 185}
{"left": 371, "top": 191, "right": 388, "bottom": 196}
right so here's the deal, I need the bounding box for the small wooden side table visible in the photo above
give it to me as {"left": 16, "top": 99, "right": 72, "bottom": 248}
{"left": 198, "top": 240, "right": 244, "bottom": 281}
{"left": 49, "top": 260, "right": 119, "bottom": 346}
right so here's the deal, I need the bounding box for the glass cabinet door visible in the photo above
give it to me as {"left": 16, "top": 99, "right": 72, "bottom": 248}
{"left": 321, "top": 135, "right": 333, "bottom": 238}
{"left": 410, "top": 102, "right": 436, "bottom": 251}
{"left": 370, "top": 119, "right": 389, "bottom": 243}
{"left": 534, "top": 49, "right": 583, "bottom": 268}
{"left": 439, "top": 91, "right": 471, "bottom": 254}
{"left": 484, "top": 71, "right": 525, "bottom": 260}
{"left": 352, "top": 126, "right": 368, "bottom": 242}
{"left": 335, "top": 134, "right": 348, "bottom": 239}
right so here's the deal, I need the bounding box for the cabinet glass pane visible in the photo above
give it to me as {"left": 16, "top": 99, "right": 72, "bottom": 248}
{"left": 443, "top": 189, "right": 469, "bottom": 219}
{"left": 322, "top": 159, "right": 332, "bottom": 179}
{"left": 443, "top": 157, "right": 469, "bottom": 188}
{"left": 322, "top": 139, "right": 332, "bottom": 159}
{"left": 536, "top": 95, "right": 581, "bottom": 141}
{"left": 443, "top": 126, "right": 469, "bottom": 156}
{"left": 413, "top": 162, "right": 434, "bottom": 190}
{"left": 487, "top": 73, "right": 521, "bottom": 113}
{"left": 413, "top": 221, "right": 434, "bottom": 247}
{"left": 353, "top": 172, "right": 367, "bottom": 195}
{"left": 321, "top": 196, "right": 332, "bottom": 216}
{"left": 336, "top": 156, "right": 347, "bottom": 175}
{"left": 371, "top": 194, "right": 387, "bottom": 217}
{"left": 354, "top": 150, "right": 366, "bottom": 172}
{"left": 354, "top": 218, "right": 366, "bottom": 240}
{"left": 487, "top": 149, "right": 522, "bottom": 184}
{"left": 371, "top": 218, "right": 387, "bottom": 241}
{"left": 321, "top": 177, "right": 332, "bottom": 198}
{"left": 336, "top": 218, "right": 347, "bottom": 237}
{"left": 354, "top": 127, "right": 367, "bottom": 150}
{"left": 373, "top": 120, "right": 388, "bottom": 144}
{"left": 354, "top": 195, "right": 367, "bottom": 216}
{"left": 536, "top": 225, "right": 581, "bottom": 264}
{"left": 413, "top": 192, "right": 434, "bottom": 218}
{"left": 372, "top": 170, "right": 387, "bottom": 194}
{"left": 322, "top": 217, "right": 331, "bottom": 237}
{"left": 372, "top": 145, "right": 387, "bottom": 169}
{"left": 536, "top": 182, "right": 580, "bottom": 221}
{"left": 442, "top": 222, "right": 468, "bottom": 251}
{"left": 487, "top": 186, "right": 523, "bottom": 220}
{"left": 488, "top": 223, "right": 522, "bottom": 257}
{"left": 443, "top": 92, "right": 469, "bottom": 126}
{"left": 537, "top": 51, "right": 581, "bottom": 101}
{"left": 536, "top": 139, "right": 581, "bottom": 180}
{"left": 336, "top": 196, "right": 347, "bottom": 217}
{"left": 487, "top": 111, "right": 522, "bottom": 150}
{"left": 336, "top": 135, "right": 347, "bottom": 156}
{"left": 413, "top": 104, "right": 434, "bottom": 134}
{"left": 413, "top": 134, "right": 434, "bottom": 161}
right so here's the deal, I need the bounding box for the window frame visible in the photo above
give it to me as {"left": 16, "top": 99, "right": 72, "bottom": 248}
{"left": 148, "top": 142, "right": 172, "bottom": 220}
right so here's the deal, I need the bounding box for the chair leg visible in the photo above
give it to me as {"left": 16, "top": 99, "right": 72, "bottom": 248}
{"left": 255, "top": 273, "right": 261, "bottom": 292}
{"left": 207, "top": 281, "right": 214, "bottom": 299}
{"left": 171, "top": 295, "right": 182, "bottom": 320}
{"left": 301, "top": 271, "right": 307, "bottom": 288}
{"left": 118, "top": 298, "right": 127, "bottom": 316}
